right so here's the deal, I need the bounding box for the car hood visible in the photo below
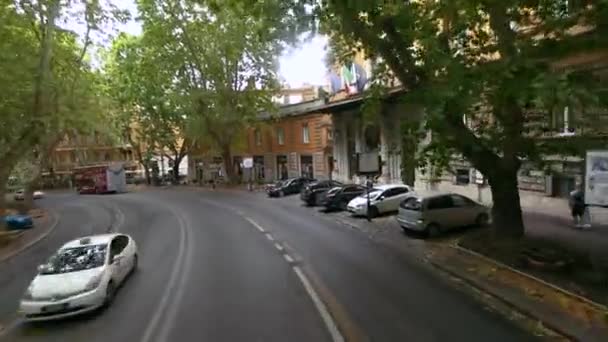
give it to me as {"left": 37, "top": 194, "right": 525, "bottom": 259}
{"left": 29, "top": 268, "right": 104, "bottom": 298}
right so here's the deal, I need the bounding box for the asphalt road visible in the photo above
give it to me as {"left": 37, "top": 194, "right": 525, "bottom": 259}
{"left": 0, "top": 188, "right": 535, "bottom": 342}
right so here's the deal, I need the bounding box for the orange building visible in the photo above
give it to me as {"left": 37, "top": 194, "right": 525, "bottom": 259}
{"left": 45, "top": 131, "right": 141, "bottom": 187}
{"left": 189, "top": 98, "right": 335, "bottom": 183}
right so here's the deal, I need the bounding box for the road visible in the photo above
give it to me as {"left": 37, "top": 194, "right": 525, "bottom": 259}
{"left": 0, "top": 188, "right": 536, "bottom": 342}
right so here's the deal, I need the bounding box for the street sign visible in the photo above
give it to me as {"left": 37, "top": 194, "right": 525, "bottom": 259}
{"left": 243, "top": 157, "right": 254, "bottom": 169}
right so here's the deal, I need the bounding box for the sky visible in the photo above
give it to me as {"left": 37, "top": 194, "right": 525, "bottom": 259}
{"left": 73, "top": 0, "right": 328, "bottom": 88}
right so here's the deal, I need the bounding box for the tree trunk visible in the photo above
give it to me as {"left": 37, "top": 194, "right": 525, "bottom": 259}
{"left": 221, "top": 145, "right": 235, "bottom": 184}
{"left": 172, "top": 157, "right": 182, "bottom": 184}
{"left": 487, "top": 165, "right": 525, "bottom": 238}
{"left": 23, "top": 185, "right": 35, "bottom": 214}
{"left": 143, "top": 163, "right": 151, "bottom": 185}
{"left": 0, "top": 171, "right": 8, "bottom": 229}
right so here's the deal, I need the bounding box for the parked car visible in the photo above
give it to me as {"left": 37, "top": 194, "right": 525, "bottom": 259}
{"left": 3, "top": 214, "right": 34, "bottom": 230}
{"left": 322, "top": 184, "right": 366, "bottom": 211}
{"left": 14, "top": 190, "right": 45, "bottom": 201}
{"left": 300, "top": 180, "right": 342, "bottom": 206}
{"left": 347, "top": 184, "right": 414, "bottom": 218}
{"left": 396, "top": 192, "right": 489, "bottom": 237}
{"left": 267, "top": 177, "right": 315, "bottom": 197}
{"left": 19, "top": 233, "right": 138, "bottom": 321}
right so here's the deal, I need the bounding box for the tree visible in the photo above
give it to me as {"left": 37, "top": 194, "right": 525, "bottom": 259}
{"left": 315, "top": 0, "right": 607, "bottom": 238}
{"left": 0, "top": 0, "right": 127, "bottom": 219}
{"left": 136, "top": 0, "right": 281, "bottom": 183}
{"left": 104, "top": 33, "right": 194, "bottom": 185}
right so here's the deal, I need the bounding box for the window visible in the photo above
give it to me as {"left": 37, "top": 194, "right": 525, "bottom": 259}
{"left": 386, "top": 187, "right": 410, "bottom": 197}
{"left": 255, "top": 129, "right": 262, "bottom": 146}
{"left": 455, "top": 169, "right": 471, "bottom": 185}
{"left": 426, "top": 196, "right": 454, "bottom": 210}
{"left": 327, "top": 129, "right": 334, "bottom": 141}
{"left": 451, "top": 195, "right": 472, "bottom": 207}
{"left": 110, "top": 235, "right": 129, "bottom": 259}
{"left": 401, "top": 197, "right": 422, "bottom": 211}
{"left": 302, "top": 123, "right": 310, "bottom": 144}
{"left": 277, "top": 127, "right": 285, "bottom": 145}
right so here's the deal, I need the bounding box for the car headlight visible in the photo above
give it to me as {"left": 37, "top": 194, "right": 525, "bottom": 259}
{"left": 84, "top": 273, "right": 104, "bottom": 292}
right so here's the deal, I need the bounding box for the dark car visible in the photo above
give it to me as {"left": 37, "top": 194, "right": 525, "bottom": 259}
{"left": 3, "top": 214, "right": 34, "bottom": 230}
{"left": 300, "top": 180, "right": 342, "bottom": 206}
{"left": 323, "top": 184, "right": 366, "bottom": 211}
{"left": 267, "top": 177, "right": 315, "bottom": 197}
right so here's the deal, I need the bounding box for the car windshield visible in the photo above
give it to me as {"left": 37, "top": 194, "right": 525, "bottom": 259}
{"left": 39, "top": 244, "right": 108, "bottom": 275}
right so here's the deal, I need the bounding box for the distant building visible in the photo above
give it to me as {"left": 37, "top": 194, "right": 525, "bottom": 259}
{"left": 273, "top": 84, "right": 320, "bottom": 105}
{"left": 189, "top": 98, "right": 335, "bottom": 184}
{"left": 45, "top": 131, "right": 141, "bottom": 187}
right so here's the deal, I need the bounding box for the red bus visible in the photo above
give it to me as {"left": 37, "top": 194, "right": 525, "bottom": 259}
{"left": 74, "top": 164, "right": 127, "bottom": 194}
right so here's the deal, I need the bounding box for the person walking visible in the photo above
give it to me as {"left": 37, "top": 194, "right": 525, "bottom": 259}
{"left": 569, "top": 187, "right": 590, "bottom": 229}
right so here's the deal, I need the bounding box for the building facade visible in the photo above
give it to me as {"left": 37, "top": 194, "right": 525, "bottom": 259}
{"left": 45, "top": 132, "right": 141, "bottom": 187}
{"left": 188, "top": 98, "right": 335, "bottom": 184}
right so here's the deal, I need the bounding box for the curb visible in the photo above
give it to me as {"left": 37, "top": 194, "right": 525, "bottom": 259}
{"left": 0, "top": 210, "right": 59, "bottom": 264}
{"left": 427, "top": 258, "right": 576, "bottom": 340}
{"left": 452, "top": 243, "right": 608, "bottom": 312}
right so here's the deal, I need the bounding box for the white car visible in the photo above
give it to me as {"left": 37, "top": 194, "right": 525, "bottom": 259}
{"left": 14, "top": 190, "right": 45, "bottom": 201}
{"left": 347, "top": 184, "right": 414, "bottom": 218}
{"left": 19, "top": 234, "right": 138, "bottom": 321}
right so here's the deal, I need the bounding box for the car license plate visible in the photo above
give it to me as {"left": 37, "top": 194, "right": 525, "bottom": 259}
{"left": 42, "top": 303, "right": 67, "bottom": 313}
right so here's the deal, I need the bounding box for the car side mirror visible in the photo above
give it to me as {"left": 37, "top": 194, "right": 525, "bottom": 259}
{"left": 111, "top": 255, "right": 123, "bottom": 264}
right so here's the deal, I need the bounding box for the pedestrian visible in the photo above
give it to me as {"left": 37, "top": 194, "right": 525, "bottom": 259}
{"left": 569, "top": 187, "right": 590, "bottom": 229}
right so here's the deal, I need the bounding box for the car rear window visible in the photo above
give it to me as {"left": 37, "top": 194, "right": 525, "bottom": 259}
{"left": 400, "top": 197, "right": 421, "bottom": 211}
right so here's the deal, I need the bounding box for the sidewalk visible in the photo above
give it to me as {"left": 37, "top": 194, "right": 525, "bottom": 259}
{"left": 0, "top": 209, "right": 57, "bottom": 263}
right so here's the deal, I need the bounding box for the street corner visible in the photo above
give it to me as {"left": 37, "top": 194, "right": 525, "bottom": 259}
{"left": 427, "top": 238, "right": 608, "bottom": 341}
{"left": 0, "top": 208, "right": 59, "bottom": 263}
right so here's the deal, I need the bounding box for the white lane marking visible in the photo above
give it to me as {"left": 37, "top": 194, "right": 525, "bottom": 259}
{"left": 140, "top": 206, "right": 190, "bottom": 342}
{"left": 283, "top": 254, "right": 295, "bottom": 264}
{"left": 265, "top": 233, "right": 275, "bottom": 241}
{"left": 245, "top": 217, "right": 266, "bottom": 233}
{"left": 154, "top": 208, "right": 194, "bottom": 342}
{"left": 274, "top": 243, "right": 284, "bottom": 252}
{"left": 293, "top": 266, "right": 344, "bottom": 342}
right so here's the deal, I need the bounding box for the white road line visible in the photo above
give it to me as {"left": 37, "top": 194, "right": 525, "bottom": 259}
{"left": 140, "top": 206, "right": 190, "bottom": 342}
{"left": 245, "top": 217, "right": 266, "bottom": 233}
{"left": 154, "top": 208, "right": 194, "bottom": 342}
{"left": 274, "top": 243, "right": 284, "bottom": 252}
{"left": 283, "top": 254, "right": 295, "bottom": 264}
{"left": 265, "top": 233, "right": 275, "bottom": 241}
{"left": 293, "top": 266, "right": 344, "bottom": 342}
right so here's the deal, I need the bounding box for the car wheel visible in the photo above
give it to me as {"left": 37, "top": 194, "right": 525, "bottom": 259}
{"left": 368, "top": 206, "right": 379, "bottom": 218}
{"left": 104, "top": 281, "right": 116, "bottom": 307}
{"left": 475, "top": 213, "right": 489, "bottom": 227}
{"left": 339, "top": 200, "right": 347, "bottom": 211}
{"left": 426, "top": 223, "right": 441, "bottom": 238}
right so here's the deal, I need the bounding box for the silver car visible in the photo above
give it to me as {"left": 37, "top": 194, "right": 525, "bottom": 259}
{"left": 396, "top": 193, "right": 489, "bottom": 236}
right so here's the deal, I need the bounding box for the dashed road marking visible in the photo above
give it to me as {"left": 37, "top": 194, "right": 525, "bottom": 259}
{"left": 245, "top": 217, "right": 266, "bottom": 233}
{"left": 283, "top": 254, "right": 295, "bottom": 264}
{"left": 274, "top": 243, "right": 285, "bottom": 252}
{"left": 293, "top": 266, "right": 345, "bottom": 342}
{"left": 265, "top": 233, "right": 275, "bottom": 241}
